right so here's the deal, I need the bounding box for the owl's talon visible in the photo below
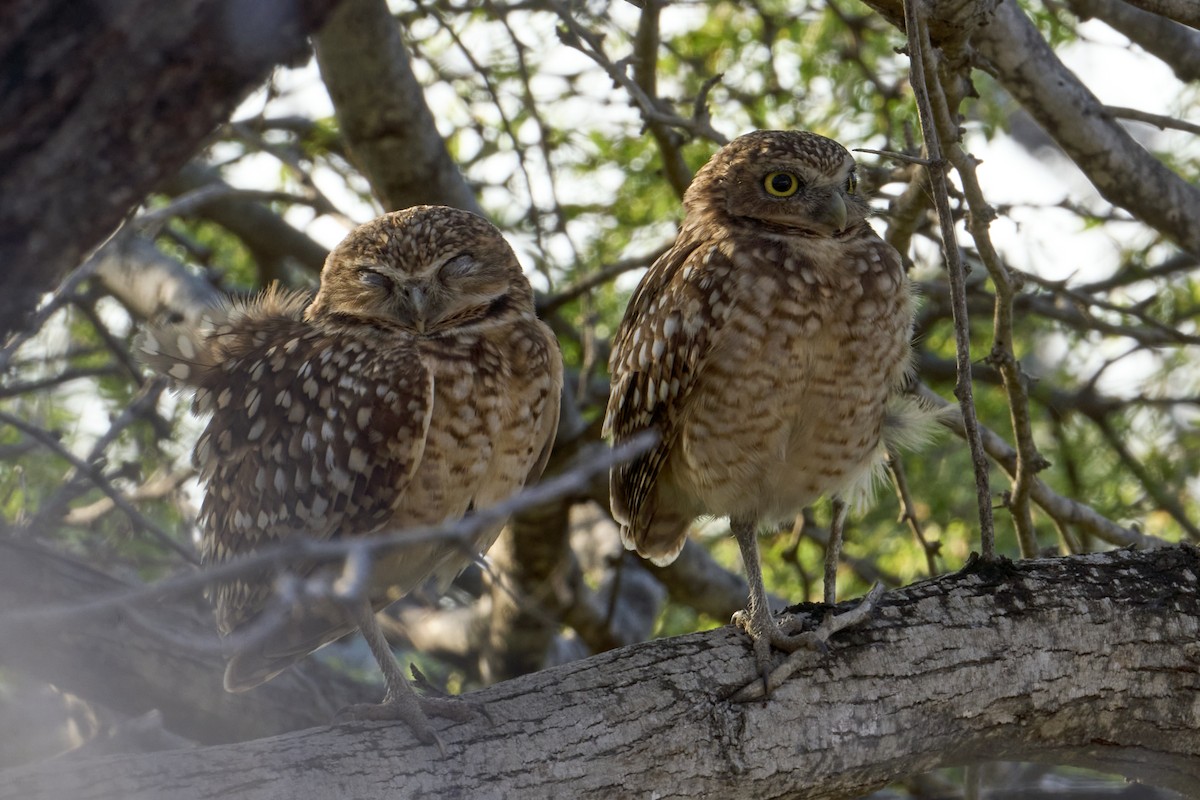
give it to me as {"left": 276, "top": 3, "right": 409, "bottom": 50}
{"left": 730, "top": 584, "right": 886, "bottom": 703}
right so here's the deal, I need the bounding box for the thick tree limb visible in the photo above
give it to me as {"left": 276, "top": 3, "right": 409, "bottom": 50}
{"left": 0, "top": 0, "right": 344, "bottom": 339}
{"left": 970, "top": 0, "right": 1200, "bottom": 256}
{"left": 6, "top": 547, "right": 1199, "bottom": 799}
{"left": 860, "top": 0, "right": 1200, "bottom": 257}
{"left": 313, "top": 0, "right": 482, "bottom": 214}
{"left": 1068, "top": 0, "right": 1200, "bottom": 82}
{"left": 0, "top": 537, "right": 372, "bottom": 747}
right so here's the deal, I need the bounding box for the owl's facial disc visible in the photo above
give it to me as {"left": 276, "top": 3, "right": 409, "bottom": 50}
{"left": 727, "top": 162, "right": 863, "bottom": 236}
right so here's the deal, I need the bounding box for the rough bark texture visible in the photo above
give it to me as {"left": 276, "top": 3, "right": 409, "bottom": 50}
{"left": 313, "top": 0, "right": 482, "bottom": 215}
{"left": 5, "top": 547, "right": 1199, "bottom": 799}
{"left": 0, "top": 538, "right": 373, "bottom": 745}
{"left": 0, "top": 0, "right": 345, "bottom": 339}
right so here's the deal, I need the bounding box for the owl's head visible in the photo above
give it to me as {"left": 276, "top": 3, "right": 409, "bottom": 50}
{"left": 685, "top": 130, "right": 870, "bottom": 237}
{"left": 307, "top": 206, "right": 532, "bottom": 332}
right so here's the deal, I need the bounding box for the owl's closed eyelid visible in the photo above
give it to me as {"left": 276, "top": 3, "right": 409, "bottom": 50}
{"left": 358, "top": 268, "right": 391, "bottom": 289}
{"left": 438, "top": 254, "right": 477, "bottom": 279}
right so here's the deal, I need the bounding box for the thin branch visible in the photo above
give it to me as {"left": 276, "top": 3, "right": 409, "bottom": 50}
{"left": 886, "top": 451, "right": 940, "bottom": 575}
{"left": 904, "top": 0, "right": 996, "bottom": 557}
{"left": 923, "top": 46, "right": 1043, "bottom": 557}
{"left": 0, "top": 433, "right": 656, "bottom": 630}
{"left": 1, "top": 406, "right": 197, "bottom": 564}
{"left": 548, "top": 0, "right": 728, "bottom": 149}
{"left": 1103, "top": 105, "right": 1200, "bottom": 137}
{"left": 63, "top": 468, "right": 195, "bottom": 527}
{"left": 1090, "top": 415, "right": 1200, "bottom": 541}
{"left": 916, "top": 384, "right": 1164, "bottom": 550}
{"left": 537, "top": 245, "right": 670, "bottom": 314}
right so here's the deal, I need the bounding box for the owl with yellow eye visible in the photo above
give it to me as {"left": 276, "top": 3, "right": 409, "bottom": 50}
{"left": 605, "top": 130, "right": 923, "bottom": 687}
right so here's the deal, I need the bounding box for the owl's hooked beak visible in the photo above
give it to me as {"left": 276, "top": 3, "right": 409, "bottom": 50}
{"left": 816, "top": 191, "right": 849, "bottom": 233}
{"left": 409, "top": 286, "right": 429, "bottom": 333}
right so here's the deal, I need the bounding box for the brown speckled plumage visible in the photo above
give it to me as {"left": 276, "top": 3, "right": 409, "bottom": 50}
{"left": 604, "top": 130, "right": 925, "bottom": 677}
{"left": 139, "top": 206, "right": 562, "bottom": 714}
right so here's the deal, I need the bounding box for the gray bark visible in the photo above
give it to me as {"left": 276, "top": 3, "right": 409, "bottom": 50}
{"left": 4, "top": 547, "right": 1199, "bottom": 799}
{"left": 0, "top": 0, "right": 344, "bottom": 339}
{"left": 313, "top": 0, "right": 482, "bottom": 215}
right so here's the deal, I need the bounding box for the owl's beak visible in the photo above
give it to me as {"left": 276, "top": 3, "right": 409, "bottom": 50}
{"left": 410, "top": 286, "right": 428, "bottom": 332}
{"left": 819, "top": 192, "right": 849, "bottom": 233}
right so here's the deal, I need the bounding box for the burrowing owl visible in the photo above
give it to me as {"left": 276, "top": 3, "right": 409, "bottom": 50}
{"left": 605, "top": 130, "right": 919, "bottom": 684}
{"left": 139, "top": 206, "right": 562, "bottom": 743}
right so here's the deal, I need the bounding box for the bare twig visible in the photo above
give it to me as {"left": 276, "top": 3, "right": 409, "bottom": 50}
{"left": 63, "top": 468, "right": 195, "bottom": 526}
{"left": 538, "top": 245, "right": 670, "bottom": 314}
{"left": 886, "top": 451, "right": 940, "bottom": 575}
{"left": 916, "top": 384, "right": 1164, "bottom": 550}
{"left": 922, "top": 40, "right": 1043, "bottom": 557}
{"left": 1103, "top": 105, "right": 1200, "bottom": 137}
{"left": 852, "top": 147, "right": 936, "bottom": 166}
{"left": 0, "top": 410, "right": 197, "bottom": 563}
{"left": 548, "top": 0, "right": 728, "bottom": 148}
{"left": 903, "top": 0, "right": 996, "bottom": 557}
{"left": 0, "top": 433, "right": 656, "bottom": 630}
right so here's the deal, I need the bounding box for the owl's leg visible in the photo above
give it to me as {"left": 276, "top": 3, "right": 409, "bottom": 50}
{"left": 730, "top": 517, "right": 825, "bottom": 695}
{"left": 824, "top": 497, "right": 849, "bottom": 606}
{"left": 335, "top": 598, "right": 472, "bottom": 755}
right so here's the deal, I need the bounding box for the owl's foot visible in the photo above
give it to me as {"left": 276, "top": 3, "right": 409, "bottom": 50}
{"left": 731, "top": 607, "right": 826, "bottom": 695}
{"left": 337, "top": 597, "right": 485, "bottom": 756}
{"left": 730, "top": 582, "right": 885, "bottom": 703}
{"left": 335, "top": 691, "right": 480, "bottom": 756}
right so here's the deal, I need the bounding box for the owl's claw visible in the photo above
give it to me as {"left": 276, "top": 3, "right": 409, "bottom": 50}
{"left": 730, "top": 583, "right": 885, "bottom": 703}
{"left": 335, "top": 693, "right": 481, "bottom": 757}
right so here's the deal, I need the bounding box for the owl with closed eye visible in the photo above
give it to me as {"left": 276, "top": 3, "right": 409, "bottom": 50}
{"left": 139, "top": 205, "right": 563, "bottom": 745}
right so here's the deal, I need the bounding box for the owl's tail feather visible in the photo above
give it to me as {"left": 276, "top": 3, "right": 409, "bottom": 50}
{"left": 134, "top": 285, "right": 311, "bottom": 389}
{"left": 620, "top": 513, "right": 689, "bottom": 568}
{"left": 223, "top": 601, "right": 360, "bottom": 693}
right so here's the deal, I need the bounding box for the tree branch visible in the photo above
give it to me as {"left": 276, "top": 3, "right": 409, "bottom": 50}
{"left": 904, "top": 0, "right": 996, "bottom": 557}
{"left": 313, "top": 0, "right": 482, "bottom": 214}
{"left": 0, "top": 537, "right": 372, "bottom": 746}
{"left": 970, "top": 0, "right": 1200, "bottom": 256}
{"left": 0, "top": 0, "right": 345, "bottom": 339}
{"left": 6, "top": 547, "right": 1199, "bottom": 798}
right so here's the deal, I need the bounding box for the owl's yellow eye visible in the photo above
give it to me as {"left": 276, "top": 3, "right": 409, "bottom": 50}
{"left": 845, "top": 170, "right": 859, "bottom": 194}
{"left": 764, "top": 172, "right": 800, "bottom": 197}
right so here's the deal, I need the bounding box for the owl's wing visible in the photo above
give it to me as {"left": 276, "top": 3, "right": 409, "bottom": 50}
{"left": 604, "top": 238, "right": 722, "bottom": 562}
{"left": 518, "top": 319, "right": 564, "bottom": 487}
{"left": 140, "top": 290, "right": 433, "bottom": 688}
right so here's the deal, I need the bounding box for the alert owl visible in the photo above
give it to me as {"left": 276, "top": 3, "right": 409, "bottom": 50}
{"left": 605, "top": 130, "right": 922, "bottom": 683}
{"left": 139, "top": 206, "right": 563, "bottom": 743}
